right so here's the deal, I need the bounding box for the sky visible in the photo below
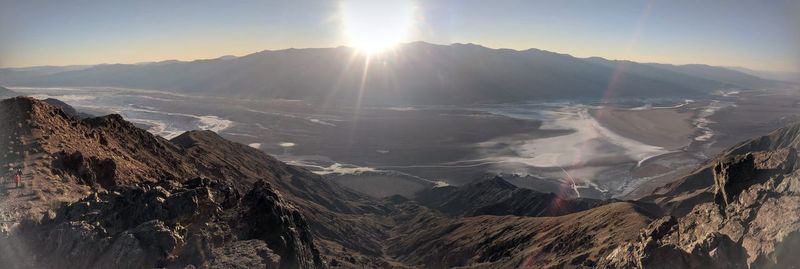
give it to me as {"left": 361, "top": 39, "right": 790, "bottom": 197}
{"left": 1, "top": 0, "right": 798, "bottom": 71}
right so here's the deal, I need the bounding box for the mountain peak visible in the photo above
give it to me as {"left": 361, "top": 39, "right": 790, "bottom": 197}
{"left": 170, "top": 130, "right": 224, "bottom": 147}
{"left": 471, "top": 175, "right": 518, "bottom": 190}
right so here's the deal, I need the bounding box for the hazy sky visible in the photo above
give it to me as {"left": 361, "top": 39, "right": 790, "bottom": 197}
{"left": 1, "top": 0, "right": 798, "bottom": 71}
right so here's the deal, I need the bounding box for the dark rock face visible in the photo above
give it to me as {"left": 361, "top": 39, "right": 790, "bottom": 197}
{"left": 713, "top": 153, "right": 756, "bottom": 207}
{"left": 0, "top": 178, "right": 324, "bottom": 269}
{"left": 238, "top": 181, "right": 322, "bottom": 269}
{"left": 51, "top": 150, "right": 117, "bottom": 188}
{"left": 713, "top": 148, "right": 796, "bottom": 208}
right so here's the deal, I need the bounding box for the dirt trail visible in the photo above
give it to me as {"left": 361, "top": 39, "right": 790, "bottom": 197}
{"left": 0, "top": 98, "right": 91, "bottom": 231}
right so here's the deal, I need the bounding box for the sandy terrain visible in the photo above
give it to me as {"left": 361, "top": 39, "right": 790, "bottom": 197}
{"left": 706, "top": 89, "right": 800, "bottom": 154}
{"left": 590, "top": 105, "right": 695, "bottom": 149}
{"left": 330, "top": 173, "right": 433, "bottom": 198}
{"left": 605, "top": 89, "right": 800, "bottom": 199}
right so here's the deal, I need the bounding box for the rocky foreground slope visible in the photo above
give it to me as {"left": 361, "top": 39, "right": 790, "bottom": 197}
{"left": 1, "top": 178, "right": 323, "bottom": 268}
{"left": 601, "top": 128, "right": 800, "bottom": 268}
{"left": 0, "top": 97, "right": 797, "bottom": 268}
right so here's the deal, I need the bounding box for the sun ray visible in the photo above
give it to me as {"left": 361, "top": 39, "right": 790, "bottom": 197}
{"left": 340, "top": 0, "right": 416, "bottom": 55}
{"left": 355, "top": 54, "right": 372, "bottom": 112}
{"left": 320, "top": 50, "right": 362, "bottom": 110}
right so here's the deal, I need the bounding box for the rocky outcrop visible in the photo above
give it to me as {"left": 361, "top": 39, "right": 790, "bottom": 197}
{"left": 713, "top": 148, "right": 796, "bottom": 208}
{"left": 713, "top": 153, "right": 757, "bottom": 207}
{"left": 0, "top": 178, "right": 324, "bottom": 269}
{"left": 600, "top": 145, "right": 800, "bottom": 268}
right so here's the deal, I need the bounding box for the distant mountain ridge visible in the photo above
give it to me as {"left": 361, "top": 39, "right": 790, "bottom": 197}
{"left": 0, "top": 42, "right": 781, "bottom": 106}
{"left": 726, "top": 66, "right": 800, "bottom": 83}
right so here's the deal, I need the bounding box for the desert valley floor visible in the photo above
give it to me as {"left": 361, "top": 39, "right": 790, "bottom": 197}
{"left": 8, "top": 86, "right": 800, "bottom": 200}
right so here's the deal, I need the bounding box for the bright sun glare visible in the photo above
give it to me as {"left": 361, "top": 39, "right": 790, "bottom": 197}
{"left": 341, "top": 0, "right": 416, "bottom": 54}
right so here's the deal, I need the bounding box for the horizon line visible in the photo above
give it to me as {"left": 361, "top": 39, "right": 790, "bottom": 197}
{"left": 1, "top": 41, "right": 796, "bottom": 73}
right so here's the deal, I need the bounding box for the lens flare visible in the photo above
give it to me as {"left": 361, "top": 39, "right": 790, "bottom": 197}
{"left": 340, "top": 0, "right": 416, "bottom": 54}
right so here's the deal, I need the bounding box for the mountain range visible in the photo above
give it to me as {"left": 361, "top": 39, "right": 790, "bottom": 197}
{"left": 0, "top": 42, "right": 786, "bottom": 106}
{"left": 0, "top": 96, "right": 797, "bottom": 268}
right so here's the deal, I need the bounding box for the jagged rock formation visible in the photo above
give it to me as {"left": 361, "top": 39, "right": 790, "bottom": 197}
{"left": 415, "top": 176, "right": 608, "bottom": 217}
{"left": 0, "top": 178, "right": 324, "bottom": 269}
{"left": 600, "top": 125, "right": 800, "bottom": 269}
{"left": 713, "top": 148, "right": 796, "bottom": 208}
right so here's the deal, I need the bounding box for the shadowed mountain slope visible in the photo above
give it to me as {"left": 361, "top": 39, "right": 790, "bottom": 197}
{"left": 0, "top": 43, "right": 778, "bottom": 106}
{"left": 414, "top": 176, "right": 609, "bottom": 217}
{"left": 386, "top": 201, "right": 658, "bottom": 268}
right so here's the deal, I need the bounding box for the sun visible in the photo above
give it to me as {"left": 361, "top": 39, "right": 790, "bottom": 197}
{"left": 340, "top": 0, "right": 416, "bottom": 54}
